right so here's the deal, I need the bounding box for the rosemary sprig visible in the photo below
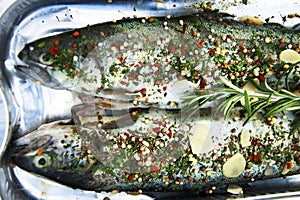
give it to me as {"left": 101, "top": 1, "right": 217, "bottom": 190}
{"left": 182, "top": 76, "right": 300, "bottom": 133}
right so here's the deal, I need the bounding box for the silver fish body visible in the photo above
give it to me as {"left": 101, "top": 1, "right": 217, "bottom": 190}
{"left": 17, "top": 12, "right": 300, "bottom": 109}
{"left": 10, "top": 107, "right": 300, "bottom": 192}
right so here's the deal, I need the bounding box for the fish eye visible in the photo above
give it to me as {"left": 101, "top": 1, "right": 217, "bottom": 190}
{"left": 39, "top": 53, "right": 54, "bottom": 65}
{"left": 33, "top": 154, "right": 52, "bottom": 169}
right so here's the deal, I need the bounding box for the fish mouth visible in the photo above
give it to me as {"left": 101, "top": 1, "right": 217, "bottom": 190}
{"left": 14, "top": 63, "right": 64, "bottom": 89}
{"left": 16, "top": 47, "right": 63, "bottom": 89}
{"left": 10, "top": 154, "right": 35, "bottom": 171}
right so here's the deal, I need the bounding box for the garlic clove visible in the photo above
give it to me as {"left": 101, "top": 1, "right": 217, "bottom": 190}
{"left": 240, "top": 129, "right": 251, "bottom": 147}
{"left": 227, "top": 184, "right": 243, "bottom": 195}
{"left": 223, "top": 153, "right": 246, "bottom": 178}
{"left": 239, "top": 16, "right": 264, "bottom": 25}
{"left": 282, "top": 160, "right": 295, "bottom": 175}
{"left": 279, "top": 49, "right": 300, "bottom": 64}
{"left": 188, "top": 122, "right": 214, "bottom": 155}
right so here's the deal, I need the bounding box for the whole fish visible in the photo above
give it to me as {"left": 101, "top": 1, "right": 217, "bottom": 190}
{"left": 16, "top": 12, "right": 300, "bottom": 109}
{"left": 12, "top": 11, "right": 300, "bottom": 193}
{"left": 10, "top": 109, "right": 300, "bottom": 192}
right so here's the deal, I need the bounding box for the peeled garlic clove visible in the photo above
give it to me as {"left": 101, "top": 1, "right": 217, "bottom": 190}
{"left": 223, "top": 153, "right": 246, "bottom": 178}
{"left": 227, "top": 184, "right": 243, "bottom": 195}
{"left": 171, "top": 79, "right": 196, "bottom": 98}
{"left": 239, "top": 16, "right": 264, "bottom": 25}
{"left": 279, "top": 49, "right": 300, "bottom": 64}
{"left": 188, "top": 122, "right": 214, "bottom": 155}
{"left": 240, "top": 129, "right": 251, "bottom": 147}
{"left": 264, "top": 164, "right": 274, "bottom": 176}
{"left": 282, "top": 160, "right": 295, "bottom": 175}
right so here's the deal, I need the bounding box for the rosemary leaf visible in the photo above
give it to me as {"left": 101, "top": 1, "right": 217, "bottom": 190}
{"left": 264, "top": 79, "right": 276, "bottom": 93}
{"left": 224, "top": 96, "right": 243, "bottom": 119}
{"left": 287, "top": 106, "right": 300, "bottom": 111}
{"left": 243, "top": 100, "right": 269, "bottom": 125}
{"left": 264, "top": 99, "right": 299, "bottom": 117}
{"left": 276, "top": 65, "right": 294, "bottom": 90}
{"left": 182, "top": 96, "right": 212, "bottom": 122}
{"left": 290, "top": 116, "right": 300, "bottom": 134}
{"left": 285, "top": 66, "right": 294, "bottom": 91}
{"left": 280, "top": 89, "right": 299, "bottom": 98}
{"left": 220, "top": 77, "right": 244, "bottom": 94}
{"left": 187, "top": 94, "right": 212, "bottom": 106}
{"left": 180, "top": 95, "right": 200, "bottom": 100}
{"left": 214, "top": 87, "right": 237, "bottom": 93}
{"left": 266, "top": 93, "right": 273, "bottom": 105}
{"left": 244, "top": 90, "right": 252, "bottom": 115}
{"left": 216, "top": 94, "right": 242, "bottom": 119}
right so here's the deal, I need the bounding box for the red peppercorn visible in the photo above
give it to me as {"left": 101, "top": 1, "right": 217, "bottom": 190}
{"left": 239, "top": 45, "right": 244, "bottom": 51}
{"left": 198, "top": 40, "right": 205, "bottom": 48}
{"left": 118, "top": 57, "right": 123, "bottom": 63}
{"left": 72, "top": 31, "right": 80, "bottom": 37}
{"left": 49, "top": 47, "right": 59, "bottom": 56}
{"left": 53, "top": 39, "right": 60, "bottom": 46}
{"left": 127, "top": 175, "right": 134, "bottom": 182}
{"left": 150, "top": 165, "right": 159, "bottom": 173}
{"left": 199, "top": 78, "right": 206, "bottom": 89}
{"left": 167, "top": 130, "right": 172, "bottom": 137}
{"left": 253, "top": 154, "right": 261, "bottom": 162}
{"left": 287, "top": 161, "right": 293, "bottom": 169}
{"left": 258, "top": 74, "right": 265, "bottom": 81}
{"left": 154, "top": 62, "right": 160, "bottom": 67}
{"left": 168, "top": 45, "right": 175, "bottom": 53}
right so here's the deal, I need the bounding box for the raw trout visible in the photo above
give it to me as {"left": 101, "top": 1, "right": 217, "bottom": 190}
{"left": 12, "top": 12, "right": 300, "bottom": 193}
{"left": 16, "top": 12, "right": 300, "bottom": 109}
{"left": 10, "top": 107, "right": 300, "bottom": 192}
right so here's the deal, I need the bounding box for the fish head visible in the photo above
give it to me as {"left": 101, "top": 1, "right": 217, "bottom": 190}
{"left": 16, "top": 32, "right": 82, "bottom": 88}
{"left": 18, "top": 41, "right": 52, "bottom": 67}
{"left": 16, "top": 40, "right": 64, "bottom": 89}
{"left": 18, "top": 31, "right": 75, "bottom": 67}
{"left": 10, "top": 121, "right": 97, "bottom": 186}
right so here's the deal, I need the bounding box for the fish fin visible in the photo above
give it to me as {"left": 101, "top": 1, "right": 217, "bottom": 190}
{"left": 77, "top": 93, "right": 150, "bottom": 110}
{"left": 100, "top": 110, "right": 140, "bottom": 129}
{"left": 72, "top": 104, "right": 140, "bottom": 130}
{"left": 98, "top": 88, "right": 140, "bottom": 101}
{"left": 38, "top": 119, "right": 73, "bottom": 130}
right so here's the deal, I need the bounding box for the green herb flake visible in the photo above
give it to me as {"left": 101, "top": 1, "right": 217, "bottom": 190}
{"left": 37, "top": 42, "right": 46, "bottom": 48}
